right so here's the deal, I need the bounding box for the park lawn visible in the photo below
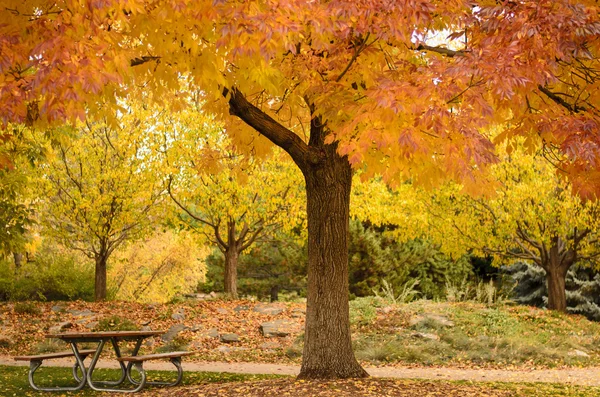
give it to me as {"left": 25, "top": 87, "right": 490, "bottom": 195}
{"left": 0, "top": 365, "right": 280, "bottom": 396}
{"left": 2, "top": 299, "right": 600, "bottom": 369}
{"left": 1, "top": 366, "right": 600, "bottom": 397}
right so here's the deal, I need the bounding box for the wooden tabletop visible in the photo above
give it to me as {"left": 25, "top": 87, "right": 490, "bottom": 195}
{"left": 46, "top": 330, "right": 164, "bottom": 339}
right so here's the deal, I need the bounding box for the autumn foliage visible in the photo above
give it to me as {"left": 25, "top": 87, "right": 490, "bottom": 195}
{"left": 2, "top": 0, "right": 600, "bottom": 380}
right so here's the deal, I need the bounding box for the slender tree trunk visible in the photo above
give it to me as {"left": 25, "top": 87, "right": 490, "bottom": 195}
{"left": 94, "top": 253, "right": 108, "bottom": 301}
{"left": 270, "top": 285, "right": 280, "bottom": 302}
{"left": 298, "top": 143, "right": 368, "bottom": 379}
{"left": 224, "top": 248, "right": 239, "bottom": 299}
{"left": 13, "top": 252, "right": 23, "bottom": 269}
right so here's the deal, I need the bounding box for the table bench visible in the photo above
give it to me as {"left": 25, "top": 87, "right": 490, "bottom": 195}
{"left": 14, "top": 349, "right": 97, "bottom": 391}
{"left": 116, "top": 351, "right": 194, "bottom": 391}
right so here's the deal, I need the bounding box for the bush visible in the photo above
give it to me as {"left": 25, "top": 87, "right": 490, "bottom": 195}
{"left": 348, "top": 220, "right": 473, "bottom": 300}
{"left": 13, "top": 301, "right": 41, "bottom": 315}
{"left": 109, "top": 230, "right": 208, "bottom": 303}
{"left": 0, "top": 245, "right": 94, "bottom": 302}
{"left": 349, "top": 296, "right": 385, "bottom": 326}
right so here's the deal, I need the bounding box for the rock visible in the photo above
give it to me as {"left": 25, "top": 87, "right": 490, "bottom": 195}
{"left": 411, "top": 332, "right": 440, "bottom": 341}
{"left": 141, "top": 319, "right": 151, "bottom": 326}
{"left": 409, "top": 313, "right": 454, "bottom": 328}
{"left": 216, "top": 308, "right": 229, "bottom": 315}
{"left": 141, "top": 325, "right": 153, "bottom": 332}
{"left": 171, "top": 308, "right": 185, "bottom": 321}
{"left": 260, "top": 320, "right": 294, "bottom": 338}
{"left": 568, "top": 349, "right": 589, "bottom": 358}
{"left": 75, "top": 318, "right": 90, "bottom": 324}
{"left": 259, "top": 341, "right": 280, "bottom": 350}
{"left": 233, "top": 305, "right": 250, "bottom": 312}
{"left": 85, "top": 322, "right": 99, "bottom": 330}
{"left": 68, "top": 309, "right": 94, "bottom": 317}
{"left": 291, "top": 307, "right": 306, "bottom": 318}
{"left": 254, "top": 304, "right": 284, "bottom": 316}
{"left": 144, "top": 338, "right": 155, "bottom": 348}
{"left": 220, "top": 333, "right": 239, "bottom": 343}
{"left": 215, "top": 345, "right": 248, "bottom": 353}
{"left": 204, "top": 328, "right": 220, "bottom": 338}
{"left": 51, "top": 305, "right": 66, "bottom": 313}
{"left": 161, "top": 324, "right": 189, "bottom": 342}
{"left": 49, "top": 321, "right": 73, "bottom": 333}
{"left": 146, "top": 304, "right": 158, "bottom": 310}
{"left": 209, "top": 291, "right": 217, "bottom": 298}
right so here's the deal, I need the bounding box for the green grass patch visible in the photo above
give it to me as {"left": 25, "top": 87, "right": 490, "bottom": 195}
{"left": 94, "top": 315, "right": 137, "bottom": 332}
{"left": 0, "top": 365, "right": 282, "bottom": 396}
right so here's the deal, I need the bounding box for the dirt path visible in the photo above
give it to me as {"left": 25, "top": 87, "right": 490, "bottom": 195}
{"left": 2, "top": 356, "right": 599, "bottom": 387}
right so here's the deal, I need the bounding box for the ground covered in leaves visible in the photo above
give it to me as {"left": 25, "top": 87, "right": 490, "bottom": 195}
{"left": 1, "top": 298, "right": 600, "bottom": 369}
{"left": 2, "top": 366, "right": 600, "bottom": 397}
{"left": 137, "top": 379, "right": 600, "bottom": 397}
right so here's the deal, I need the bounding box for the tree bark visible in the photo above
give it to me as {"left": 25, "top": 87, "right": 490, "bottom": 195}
{"left": 298, "top": 143, "right": 369, "bottom": 379}
{"left": 224, "top": 248, "right": 239, "bottom": 299}
{"left": 94, "top": 253, "right": 108, "bottom": 301}
{"left": 544, "top": 242, "right": 573, "bottom": 312}
{"left": 13, "top": 252, "right": 23, "bottom": 269}
{"left": 545, "top": 266, "right": 567, "bottom": 311}
{"left": 270, "top": 285, "right": 280, "bottom": 302}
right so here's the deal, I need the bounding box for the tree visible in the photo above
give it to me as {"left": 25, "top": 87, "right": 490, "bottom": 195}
{"left": 41, "top": 110, "right": 165, "bottom": 301}
{"left": 0, "top": 126, "right": 43, "bottom": 264}
{"left": 417, "top": 141, "right": 600, "bottom": 312}
{"left": 162, "top": 112, "right": 305, "bottom": 299}
{"left": 2, "top": 0, "right": 600, "bottom": 378}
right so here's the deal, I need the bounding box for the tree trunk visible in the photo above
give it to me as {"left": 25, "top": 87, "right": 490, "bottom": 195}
{"left": 544, "top": 241, "right": 573, "bottom": 312}
{"left": 270, "top": 285, "right": 280, "bottom": 302}
{"left": 546, "top": 267, "right": 567, "bottom": 311}
{"left": 298, "top": 144, "right": 368, "bottom": 379}
{"left": 13, "top": 252, "right": 23, "bottom": 269}
{"left": 224, "top": 248, "right": 239, "bottom": 299}
{"left": 94, "top": 253, "right": 108, "bottom": 301}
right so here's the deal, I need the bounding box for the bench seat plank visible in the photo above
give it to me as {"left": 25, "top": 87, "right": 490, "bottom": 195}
{"left": 116, "top": 351, "right": 194, "bottom": 363}
{"left": 14, "top": 349, "right": 97, "bottom": 361}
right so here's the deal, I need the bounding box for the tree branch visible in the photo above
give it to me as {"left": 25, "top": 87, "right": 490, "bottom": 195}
{"left": 223, "top": 87, "right": 320, "bottom": 170}
{"left": 130, "top": 56, "right": 161, "bottom": 67}
{"left": 416, "top": 44, "right": 465, "bottom": 58}
{"left": 538, "top": 85, "right": 587, "bottom": 113}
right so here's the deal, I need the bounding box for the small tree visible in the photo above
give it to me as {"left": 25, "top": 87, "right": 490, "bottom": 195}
{"left": 41, "top": 110, "right": 165, "bottom": 301}
{"left": 163, "top": 115, "right": 305, "bottom": 299}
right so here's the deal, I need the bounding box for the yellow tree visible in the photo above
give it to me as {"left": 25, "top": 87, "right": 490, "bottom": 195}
{"left": 0, "top": 125, "right": 43, "bottom": 266}
{"left": 162, "top": 110, "right": 305, "bottom": 299}
{"left": 41, "top": 108, "right": 165, "bottom": 301}
{"left": 2, "top": 0, "right": 600, "bottom": 378}
{"left": 413, "top": 142, "right": 600, "bottom": 312}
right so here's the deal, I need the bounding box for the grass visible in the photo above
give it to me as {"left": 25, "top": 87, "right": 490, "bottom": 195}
{"left": 352, "top": 299, "right": 600, "bottom": 368}
{"left": 94, "top": 315, "right": 137, "bottom": 332}
{"left": 2, "top": 365, "right": 600, "bottom": 396}
{"left": 0, "top": 365, "right": 281, "bottom": 396}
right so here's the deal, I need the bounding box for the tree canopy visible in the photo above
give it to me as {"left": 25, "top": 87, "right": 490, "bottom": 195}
{"left": 2, "top": 0, "right": 600, "bottom": 379}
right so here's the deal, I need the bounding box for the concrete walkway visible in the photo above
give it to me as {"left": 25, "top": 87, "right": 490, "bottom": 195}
{"left": 2, "top": 357, "right": 599, "bottom": 387}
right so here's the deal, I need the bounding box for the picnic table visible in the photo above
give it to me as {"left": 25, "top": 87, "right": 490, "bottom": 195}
{"left": 14, "top": 330, "right": 193, "bottom": 393}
